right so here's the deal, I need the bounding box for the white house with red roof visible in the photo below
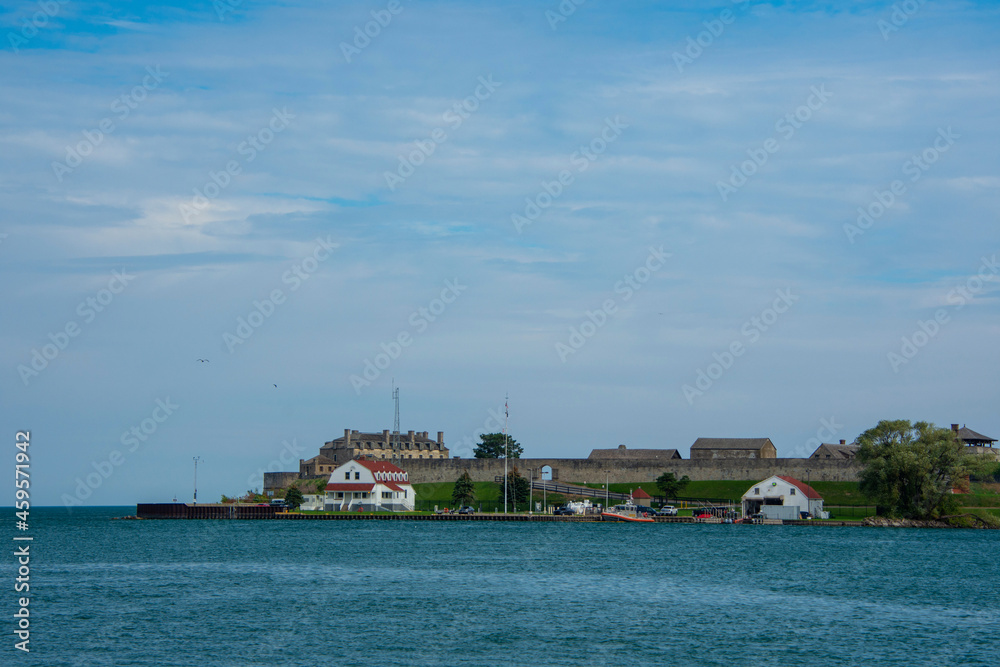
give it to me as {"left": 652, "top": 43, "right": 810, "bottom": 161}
{"left": 325, "top": 458, "right": 415, "bottom": 512}
{"left": 741, "top": 475, "right": 825, "bottom": 520}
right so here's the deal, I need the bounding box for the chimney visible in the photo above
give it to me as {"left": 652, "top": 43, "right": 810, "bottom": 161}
{"left": 951, "top": 424, "right": 960, "bottom": 433}
{"left": 840, "top": 440, "right": 846, "bottom": 445}
{"left": 437, "top": 431, "right": 444, "bottom": 444}
{"left": 408, "top": 430, "right": 414, "bottom": 439}
{"left": 344, "top": 429, "right": 351, "bottom": 444}
{"left": 422, "top": 431, "right": 428, "bottom": 439}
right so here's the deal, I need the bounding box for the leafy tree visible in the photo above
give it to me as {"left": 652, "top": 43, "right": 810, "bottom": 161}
{"left": 452, "top": 471, "right": 476, "bottom": 505}
{"left": 474, "top": 432, "right": 523, "bottom": 459}
{"left": 656, "top": 472, "right": 690, "bottom": 499}
{"left": 498, "top": 466, "right": 530, "bottom": 506}
{"left": 284, "top": 487, "right": 304, "bottom": 510}
{"left": 856, "top": 420, "right": 991, "bottom": 519}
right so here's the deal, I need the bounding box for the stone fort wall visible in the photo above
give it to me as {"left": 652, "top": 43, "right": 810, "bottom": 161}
{"left": 395, "top": 457, "right": 860, "bottom": 485}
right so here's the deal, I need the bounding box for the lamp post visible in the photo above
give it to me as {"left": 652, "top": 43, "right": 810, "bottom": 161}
{"left": 528, "top": 468, "right": 533, "bottom": 515}
{"left": 192, "top": 456, "right": 202, "bottom": 505}
{"left": 605, "top": 470, "right": 610, "bottom": 508}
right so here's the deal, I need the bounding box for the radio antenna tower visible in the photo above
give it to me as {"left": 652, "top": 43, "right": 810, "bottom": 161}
{"left": 392, "top": 380, "right": 401, "bottom": 462}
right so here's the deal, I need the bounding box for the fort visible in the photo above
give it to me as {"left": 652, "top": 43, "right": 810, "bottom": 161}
{"left": 262, "top": 423, "right": 996, "bottom": 493}
{"left": 391, "top": 456, "right": 860, "bottom": 485}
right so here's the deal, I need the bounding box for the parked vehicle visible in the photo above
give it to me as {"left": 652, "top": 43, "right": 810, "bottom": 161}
{"left": 458, "top": 506, "right": 475, "bottom": 515}
{"left": 658, "top": 505, "right": 677, "bottom": 516}
{"left": 553, "top": 506, "right": 576, "bottom": 516}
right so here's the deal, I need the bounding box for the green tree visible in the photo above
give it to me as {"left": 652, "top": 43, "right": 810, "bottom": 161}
{"left": 656, "top": 472, "right": 690, "bottom": 499}
{"left": 474, "top": 432, "right": 523, "bottom": 459}
{"left": 856, "top": 419, "right": 990, "bottom": 519}
{"left": 452, "top": 471, "right": 476, "bottom": 505}
{"left": 498, "top": 466, "right": 530, "bottom": 506}
{"left": 284, "top": 487, "right": 304, "bottom": 510}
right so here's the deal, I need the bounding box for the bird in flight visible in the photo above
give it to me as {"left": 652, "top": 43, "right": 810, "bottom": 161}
{"left": 273, "top": 384, "right": 278, "bottom": 388}
{"left": 197, "top": 359, "right": 210, "bottom": 363}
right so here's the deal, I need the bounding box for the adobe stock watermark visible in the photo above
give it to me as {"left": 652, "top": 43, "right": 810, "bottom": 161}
{"left": 545, "top": 0, "right": 588, "bottom": 30}
{"left": 796, "top": 417, "right": 845, "bottom": 458}
{"left": 384, "top": 75, "right": 501, "bottom": 191}
{"left": 245, "top": 438, "right": 306, "bottom": 488}
{"left": 61, "top": 397, "right": 179, "bottom": 511}
{"left": 223, "top": 236, "right": 337, "bottom": 352}
{"left": 511, "top": 116, "right": 629, "bottom": 234}
{"left": 7, "top": 0, "right": 68, "bottom": 53}
{"left": 878, "top": 0, "right": 925, "bottom": 41}
{"left": 556, "top": 246, "right": 671, "bottom": 362}
{"left": 717, "top": 84, "right": 833, "bottom": 202}
{"left": 340, "top": 0, "right": 406, "bottom": 63}
{"left": 213, "top": 0, "right": 243, "bottom": 21}
{"left": 887, "top": 254, "right": 998, "bottom": 373}
{"left": 179, "top": 107, "right": 294, "bottom": 224}
{"left": 843, "top": 127, "right": 958, "bottom": 244}
{"left": 51, "top": 66, "right": 169, "bottom": 182}
{"left": 18, "top": 269, "right": 135, "bottom": 386}
{"left": 672, "top": 0, "right": 750, "bottom": 73}
{"left": 682, "top": 288, "right": 799, "bottom": 404}
{"left": 349, "top": 279, "right": 467, "bottom": 394}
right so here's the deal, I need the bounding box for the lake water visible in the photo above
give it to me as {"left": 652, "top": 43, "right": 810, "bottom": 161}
{"left": 6, "top": 507, "right": 999, "bottom": 666}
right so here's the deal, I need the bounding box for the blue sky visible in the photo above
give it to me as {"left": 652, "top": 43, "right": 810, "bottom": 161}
{"left": 2, "top": 0, "right": 998, "bottom": 507}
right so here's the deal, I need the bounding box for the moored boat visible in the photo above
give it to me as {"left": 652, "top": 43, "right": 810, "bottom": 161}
{"left": 601, "top": 503, "right": 655, "bottom": 522}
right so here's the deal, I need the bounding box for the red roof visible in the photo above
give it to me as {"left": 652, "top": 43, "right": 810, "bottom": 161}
{"left": 777, "top": 476, "right": 823, "bottom": 500}
{"left": 325, "top": 483, "right": 375, "bottom": 492}
{"left": 632, "top": 487, "right": 651, "bottom": 499}
{"left": 355, "top": 459, "right": 407, "bottom": 475}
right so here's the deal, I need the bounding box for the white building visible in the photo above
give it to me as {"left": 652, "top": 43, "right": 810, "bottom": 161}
{"left": 299, "top": 494, "right": 325, "bottom": 511}
{"left": 741, "top": 475, "right": 825, "bottom": 520}
{"left": 325, "top": 458, "right": 415, "bottom": 512}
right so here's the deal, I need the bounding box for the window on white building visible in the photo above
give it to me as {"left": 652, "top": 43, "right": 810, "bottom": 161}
{"left": 754, "top": 488, "right": 760, "bottom": 495}
{"left": 344, "top": 472, "right": 350, "bottom": 480}
{"left": 354, "top": 472, "right": 360, "bottom": 480}
{"left": 790, "top": 488, "right": 796, "bottom": 495}
{"left": 382, "top": 492, "right": 392, "bottom": 499}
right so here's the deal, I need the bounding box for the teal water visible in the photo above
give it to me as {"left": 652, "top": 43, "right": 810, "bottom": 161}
{"left": 4, "top": 507, "right": 998, "bottom": 666}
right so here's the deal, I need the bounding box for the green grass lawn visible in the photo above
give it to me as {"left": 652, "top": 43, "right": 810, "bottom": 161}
{"left": 412, "top": 482, "right": 500, "bottom": 504}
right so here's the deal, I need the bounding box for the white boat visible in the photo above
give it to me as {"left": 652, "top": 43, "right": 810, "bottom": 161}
{"left": 601, "top": 502, "right": 655, "bottom": 522}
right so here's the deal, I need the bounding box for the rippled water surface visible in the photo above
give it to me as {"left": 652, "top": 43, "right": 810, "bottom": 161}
{"left": 7, "top": 507, "right": 999, "bottom": 666}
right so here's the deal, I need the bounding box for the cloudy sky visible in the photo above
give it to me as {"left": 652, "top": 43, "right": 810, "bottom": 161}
{"left": 2, "top": 0, "right": 998, "bottom": 507}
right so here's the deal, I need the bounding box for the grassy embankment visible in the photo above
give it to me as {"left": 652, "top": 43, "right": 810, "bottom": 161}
{"left": 312, "top": 478, "right": 1000, "bottom": 518}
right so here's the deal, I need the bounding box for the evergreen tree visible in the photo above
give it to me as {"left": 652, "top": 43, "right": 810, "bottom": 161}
{"left": 452, "top": 471, "right": 476, "bottom": 505}
{"left": 498, "top": 466, "right": 530, "bottom": 506}
{"left": 284, "top": 487, "right": 304, "bottom": 510}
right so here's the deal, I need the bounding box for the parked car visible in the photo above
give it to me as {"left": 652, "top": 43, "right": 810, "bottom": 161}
{"left": 458, "top": 506, "right": 475, "bottom": 515}
{"left": 657, "top": 505, "right": 677, "bottom": 516}
{"left": 553, "top": 506, "right": 576, "bottom": 516}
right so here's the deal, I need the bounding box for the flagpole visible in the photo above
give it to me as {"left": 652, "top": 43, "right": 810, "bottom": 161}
{"left": 504, "top": 393, "right": 509, "bottom": 515}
